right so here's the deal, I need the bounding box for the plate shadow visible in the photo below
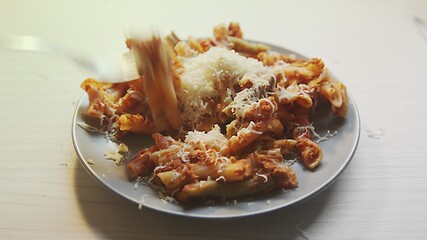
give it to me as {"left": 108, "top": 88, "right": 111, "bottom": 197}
{"left": 74, "top": 159, "right": 342, "bottom": 240}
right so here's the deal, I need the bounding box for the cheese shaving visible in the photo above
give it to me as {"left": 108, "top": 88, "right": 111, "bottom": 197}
{"left": 255, "top": 172, "right": 268, "bottom": 183}
{"left": 104, "top": 149, "right": 124, "bottom": 165}
{"left": 118, "top": 143, "right": 129, "bottom": 153}
{"left": 138, "top": 195, "right": 145, "bottom": 210}
{"left": 238, "top": 121, "right": 263, "bottom": 136}
{"left": 76, "top": 122, "right": 101, "bottom": 133}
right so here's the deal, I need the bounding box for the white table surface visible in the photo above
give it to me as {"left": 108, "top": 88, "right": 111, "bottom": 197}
{"left": 1, "top": 0, "right": 427, "bottom": 239}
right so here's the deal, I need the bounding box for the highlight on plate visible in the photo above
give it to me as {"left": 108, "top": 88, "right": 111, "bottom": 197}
{"left": 79, "top": 22, "right": 348, "bottom": 204}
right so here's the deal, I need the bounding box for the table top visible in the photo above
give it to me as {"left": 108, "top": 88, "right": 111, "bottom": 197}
{"left": 1, "top": 0, "right": 427, "bottom": 239}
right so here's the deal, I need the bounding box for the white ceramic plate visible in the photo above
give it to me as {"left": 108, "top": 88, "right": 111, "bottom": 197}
{"left": 72, "top": 44, "right": 360, "bottom": 218}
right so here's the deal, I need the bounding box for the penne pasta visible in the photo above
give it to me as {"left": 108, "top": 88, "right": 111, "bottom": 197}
{"left": 80, "top": 22, "right": 348, "bottom": 204}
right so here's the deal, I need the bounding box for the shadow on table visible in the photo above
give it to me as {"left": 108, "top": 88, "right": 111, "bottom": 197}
{"left": 74, "top": 160, "right": 341, "bottom": 240}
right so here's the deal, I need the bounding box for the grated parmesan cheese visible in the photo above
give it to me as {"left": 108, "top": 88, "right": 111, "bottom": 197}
{"left": 118, "top": 143, "right": 129, "bottom": 153}
{"left": 184, "top": 125, "right": 227, "bottom": 150}
{"left": 134, "top": 176, "right": 142, "bottom": 189}
{"left": 237, "top": 121, "right": 263, "bottom": 136}
{"left": 275, "top": 86, "right": 295, "bottom": 102}
{"left": 104, "top": 149, "right": 124, "bottom": 165}
{"left": 267, "top": 148, "right": 281, "bottom": 155}
{"left": 216, "top": 175, "right": 226, "bottom": 182}
{"left": 138, "top": 195, "right": 145, "bottom": 210}
{"left": 76, "top": 122, "right": 101, "bottom": 133}
{"left": 255, "top": 172, "right": 268, "bottom": 183}
{"left": 297, "top": 123, "right": 338, "bottom": 143}
{"left": 177, "top": 47, "right": 274, "bottom": 125}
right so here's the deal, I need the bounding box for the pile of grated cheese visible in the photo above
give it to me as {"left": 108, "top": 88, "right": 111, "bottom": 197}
{"left": 176, "top": 47, "right": 291, "bottom": 126}
{"left": 184, "top": 125, "right": 228, "bottom": 150}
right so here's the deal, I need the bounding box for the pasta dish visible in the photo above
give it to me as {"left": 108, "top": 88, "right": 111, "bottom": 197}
{"left": 80, "top": 23, "right": 348, "bottom": 203}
